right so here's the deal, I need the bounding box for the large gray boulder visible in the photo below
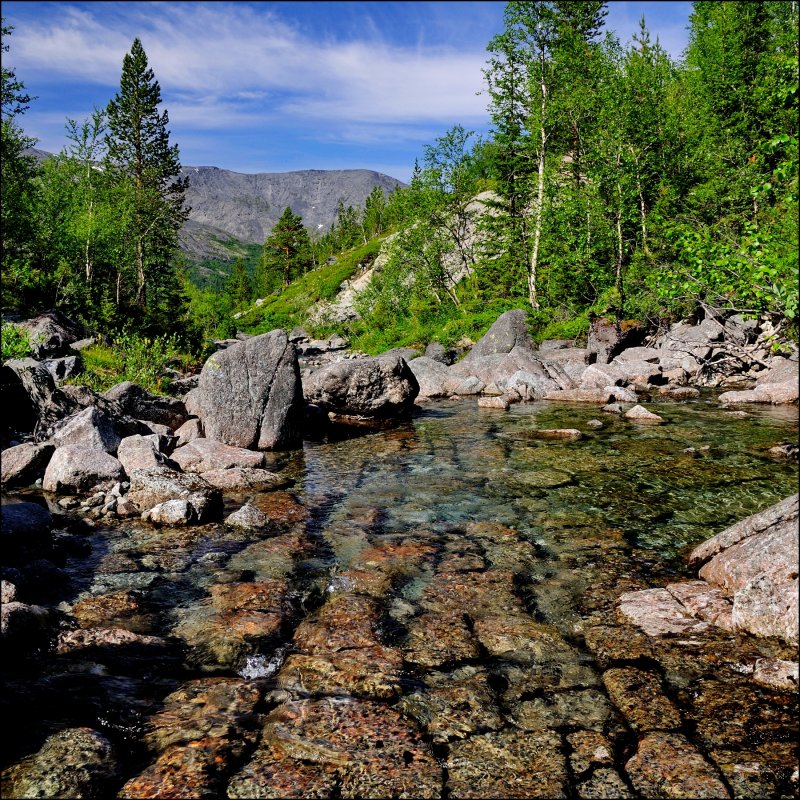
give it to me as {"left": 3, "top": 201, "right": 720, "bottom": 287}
{"left": 191, "top": 330, "right": 303, "bottom": 450}
{"left": 692, "top": 495, "right": 799, "bottom": 645}
{"left": 17, "top": 310, "right": 88, "bottom": 359}
{"left": 580, "top": 363, "right": 625, "bottom": 389}
{"left": 408, "top": 357, "right": 462, "bottom": 399}
{"left": 451, "top": 345, "right": 564, "bottom": 397}
{"left": 126, "top": 467, "right": 223, "bottom": 523}
{"left": 170, "top": 438, "right": 265, "bottom": 473}
{"left": 50, "top": 406, "right": 122, "bottom": 454}
{"left": 41, "top": 355, "right": 81, "bottom": 384}
{"left": 588, "top": 316, "right": 646, "bottom": 364}
{"left": 2, "top": 359, "right": 57, "bottom": 436}
{"left": 116, "top": 434, "right": 177, "bottom": 475}
{"left": 459, "top": 309, "right": 534, "bottom": 363}
{"left": 303, "top": 355, "right": 419, "bottom": 418}
{"left": 718, "top": 356, "right": 799, "bottom": 405}
{"left": 539, "top": 348, "right": 592, "bottom": 365}
{"left": 0, "top": 443, "right": 54, "bottom": 488}
{"left": 103, "top": 381, "right": 188, "bottom": 430}
{"left": 657, "top": 319, "right": 723, "bottom": 374}
{"left": 42, "top": 445, "right": 125, "bottom": 494}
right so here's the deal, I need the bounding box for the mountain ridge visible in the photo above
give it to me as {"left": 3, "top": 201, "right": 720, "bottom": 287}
{"left": 179, "top": 164, "right": 404, "bottom": 260}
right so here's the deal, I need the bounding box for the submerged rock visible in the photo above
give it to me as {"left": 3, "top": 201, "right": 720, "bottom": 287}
{"left": 446, "top": 729, "right": 568, "bottom": 799}
{"left": 398, "top": 666, "right": 503, "bottom": 742}
{"left": 624, "top": 404, "right": 665, "bottom": 423}
{"left": 0, "top": 727, "right": 118, "bottom": 800}
{"left": 625, "top": 731, "right": 730, "bottom": 799}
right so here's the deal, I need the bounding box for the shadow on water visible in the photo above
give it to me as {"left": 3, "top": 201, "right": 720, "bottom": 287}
{"left": 0, "top": 396, "right": 797, "bottom": 793}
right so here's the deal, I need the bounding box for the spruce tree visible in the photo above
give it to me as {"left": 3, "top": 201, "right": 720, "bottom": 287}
{"left": 105, "top": 38, "right": 188, "bottom": 325}
{"left": 257, "top": 207, "right": 313, "bottom": 293}
{"left": 1, "top": 21, "right": 39, "bottom": 306}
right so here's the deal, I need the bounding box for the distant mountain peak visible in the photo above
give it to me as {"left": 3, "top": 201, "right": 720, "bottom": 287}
{"left": 179, "top": 164, "right": 405, "bottom": 260}
{"left": 23, "top": 149, "right": 405, "bottom": 261}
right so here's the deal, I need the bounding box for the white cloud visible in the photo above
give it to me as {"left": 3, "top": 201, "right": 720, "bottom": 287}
{"left": 9, "top": 1, "right": 489, "bottom": 137}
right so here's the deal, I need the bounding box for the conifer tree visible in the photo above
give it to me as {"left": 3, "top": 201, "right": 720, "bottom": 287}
{"left": 257, "top": 207, "right": 313, "bottom": 293}
{"left": 1, "top": 21, "right": 39, "bottom": 305}
{"left": 105, "top": 38, "right": 188, "bottom": 323}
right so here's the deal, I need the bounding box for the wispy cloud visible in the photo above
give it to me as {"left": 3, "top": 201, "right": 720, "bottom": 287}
{"left": 4, "top": 1, "right": 690, "bottom": 175}
{"left": 9, "top": 1, "right": 489, "bottom": 142}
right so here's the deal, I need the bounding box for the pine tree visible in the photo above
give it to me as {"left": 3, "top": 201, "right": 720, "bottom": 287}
{"left": 105, "top": 38, "right": 188, "bottom": 323}
{"left": 1, "top": 21, "right": 39, "bottom": 305}
{"left": 257, "top": 207, "right": 313, "bottom": 293}
{"left": 226, "top": 258, "right": 253, "bottom": 309}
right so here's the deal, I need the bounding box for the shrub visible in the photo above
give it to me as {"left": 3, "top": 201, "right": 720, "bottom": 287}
{"left": 1, "top": 323, "right": 31, "bottom": 362}
{"left": 73, "top": 331, "right": 186, "bottom": 395}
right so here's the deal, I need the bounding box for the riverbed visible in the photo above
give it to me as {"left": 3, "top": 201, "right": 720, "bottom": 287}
{"left": 2, "top": 397, "right": 798, "bottom": 798}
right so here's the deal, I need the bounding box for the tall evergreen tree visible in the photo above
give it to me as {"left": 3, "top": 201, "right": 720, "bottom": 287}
{"left": 104, "top": 38, "right": 188, "bottom": 324}
{"left": 226, "top": 258, "right": 253, "bottom": 309}
{"left": 1, "top": 21, "right": 40, "bottom": 306}
{"left": 257, "top": 207, "right": 313, "bottom": 293}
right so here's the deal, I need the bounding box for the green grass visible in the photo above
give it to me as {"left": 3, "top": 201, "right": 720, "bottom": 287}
{"left": 1, "top": 322, "right": 32, "bottom": 362}
{"left": 238, "top": 236, "right": 388, "bottom": 336}
{"left": 69, "top": 332, "right": 198, "bottom": 395}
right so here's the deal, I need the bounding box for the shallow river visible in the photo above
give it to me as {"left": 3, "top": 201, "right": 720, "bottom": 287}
{"left": 2, "top": 397, "right": 798, "bottom": 798}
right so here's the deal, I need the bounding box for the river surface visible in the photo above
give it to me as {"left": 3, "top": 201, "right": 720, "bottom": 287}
{"left": 2, "top": 397, "right": 798, "bottom": 798}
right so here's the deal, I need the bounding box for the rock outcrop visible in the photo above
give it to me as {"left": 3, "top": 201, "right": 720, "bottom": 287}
{"left": 620, "top": 495, "right": 799, "bottom": 648}
{"left": 303, "top": 355, "right": 419, "bottom": 422}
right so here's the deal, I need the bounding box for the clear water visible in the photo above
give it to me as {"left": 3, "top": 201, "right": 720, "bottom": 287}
{"left": 2, "top": 396, "right": 797, "bottom": 795}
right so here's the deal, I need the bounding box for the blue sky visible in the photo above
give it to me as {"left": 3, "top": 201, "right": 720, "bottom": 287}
{"left": 3, "top": 1, "right": 693, "bottom": 182}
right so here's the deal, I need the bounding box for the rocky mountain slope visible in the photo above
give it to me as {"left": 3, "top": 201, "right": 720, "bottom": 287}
{"left": 179, "top": 166, "right": 404, "bottom": 261}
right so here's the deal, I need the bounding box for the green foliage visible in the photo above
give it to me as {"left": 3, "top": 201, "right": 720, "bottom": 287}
{"left": 239, "top": 237, "right": 386, "bottom": 336}
{"left": 531, "top": 314, "right": 590, "bottom": 345}
{"left": 74, "top": 331, "right": 187, "bottom": 395}
{"left": 1, "top": 322, "right": 31, "bottom": 362}
{"left": 1, "top": 22, "right": 40, "bottom": 309}
{"left": 104, "top": 37, "right": 189, "bottom": 330}
{"left": 257, "top": 207, "right": 313, "bottom": 294}
{"left": 656, "top": 218, "right": 799, "bottom": 321}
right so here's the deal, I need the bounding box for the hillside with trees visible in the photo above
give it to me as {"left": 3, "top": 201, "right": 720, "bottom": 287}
{"left": 2, "top": 1, "right": 798, "bottom": 368}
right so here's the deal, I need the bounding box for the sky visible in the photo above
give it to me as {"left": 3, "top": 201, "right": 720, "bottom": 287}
{"left": 3, "top": 1, "right": 693, "bottom": 182}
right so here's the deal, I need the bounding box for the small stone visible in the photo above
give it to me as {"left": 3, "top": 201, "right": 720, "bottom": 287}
{"left": 752, "top": 658, "right": 798, "bottom": 692}
{"left": 567, "top": 730, "right": 614, "bottom": 777}
{"left": 586, "top": 419, "right": 604, "bottom": 429}
{"left": 527, "top": 428, "right": 583, "bottom": 440}
{"left": 624, "top": 404, "right": 665, "bottom": 423}
{"left": 477, "top": 396, "right": 510, "bottom": 410}
{"left": 225, "top": 503, "right": 270, "bottom": 529}
{"left": 602, "top": 403, "right": 623, "bottom": 413}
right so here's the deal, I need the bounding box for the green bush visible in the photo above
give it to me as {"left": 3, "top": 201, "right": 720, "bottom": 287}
{"left": 1, "top": 323, "right": 31, "bottom": 362}
{"left": 73, "top": 331, "right": 187, "bottom": 395}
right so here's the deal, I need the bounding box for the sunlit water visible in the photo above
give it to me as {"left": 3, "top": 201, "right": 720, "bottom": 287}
{"left": 2, "top": 396, "right": 797, "bottom": 795}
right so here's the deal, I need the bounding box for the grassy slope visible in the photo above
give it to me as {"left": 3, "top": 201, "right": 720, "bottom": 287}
{"left": 236, "top": 237, "right": 388, "bottom": 337}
